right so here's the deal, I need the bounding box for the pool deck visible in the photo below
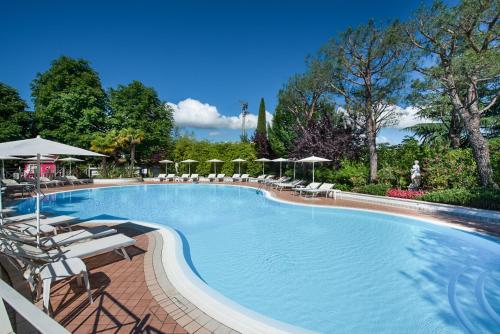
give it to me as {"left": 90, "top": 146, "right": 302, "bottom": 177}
{"left": 3, "top": 181, "right": 499, "bottom": 334}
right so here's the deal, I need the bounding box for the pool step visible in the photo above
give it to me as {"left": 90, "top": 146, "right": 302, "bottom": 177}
{"left": 448, "top": 268, "right": 500, "bottom": 333}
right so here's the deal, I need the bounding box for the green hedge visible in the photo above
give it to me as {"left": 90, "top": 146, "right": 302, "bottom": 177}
{"left": 352, "top": 183, "right": 392, "bottom": 196}
{"left": 418, "top": 188, "right": 500, "bottom": 211}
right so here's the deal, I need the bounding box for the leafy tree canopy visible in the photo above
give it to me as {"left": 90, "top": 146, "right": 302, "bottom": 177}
{"left": 0, "top": 82, "right": 33, "bottom": 142}
{"left": 108, "top": 81, "right": 174, "bottom": 161}
{"left": 31, "top": 56, "right": 108, "bottom": 147}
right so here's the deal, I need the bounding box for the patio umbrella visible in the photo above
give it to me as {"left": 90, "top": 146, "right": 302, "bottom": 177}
{"left": 272, "top": 158, "right": 289, "bottom": 178}
{"left": 207, "top": 159, "right": 224, "bottom": 174}
{"left": 159, "top": 159, "right": 173, "bottom": 174}
{"left": 297, "top": 156, "right": 331, "bottom": 183}
{"left": 180, "top": 159, "right": 198, "bottom": 174}
{"left": 289, "top": 158, "right": 298, "bottom": 180}
{"left": 0, "top": 155, "right": 21, "bottom": 224}
{"left": 0, "top": 135, "right": 105, "bottom": 245}
{"left": 255, "top": 158, "right": 271, "bottom": 175}
{"left": 57, "top": 157, "right": 84, "bottom": 175}
{"left": 231, "top": 158, "right": 246, "bottom": 174}
{"left": 26, "top": 155, "right": 56, "bottom": 161}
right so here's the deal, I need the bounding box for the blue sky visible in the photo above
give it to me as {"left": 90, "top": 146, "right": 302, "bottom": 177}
{"left": 0, "top": 0, "right": 427, "bottom": 144}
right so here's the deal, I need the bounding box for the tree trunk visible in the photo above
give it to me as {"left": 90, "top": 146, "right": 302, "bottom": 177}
{"left": 449, "top": 109, "right": 461, "bottom": 149}
{"left": 448, "top": 84, "right": 497, "bottom": 188}
{"left": 463, "top": 114, "right": 496, "bottom": 187}
{"left": 366, "top": 113, "right": 378, "bottom": 182}
{"left": 130, "top": 145, "right": 136, "bottom": 170}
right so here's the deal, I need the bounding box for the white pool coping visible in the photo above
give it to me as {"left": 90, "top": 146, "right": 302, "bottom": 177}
{"left": 11, "top": 183, "right": 500, "bottom": 333}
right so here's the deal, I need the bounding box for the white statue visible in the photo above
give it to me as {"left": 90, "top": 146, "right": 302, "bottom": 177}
{"left": 409, "top": 160, "right": 421, "bottom": 190}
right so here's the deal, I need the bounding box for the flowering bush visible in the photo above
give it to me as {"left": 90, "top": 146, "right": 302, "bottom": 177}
{"left": 386, "top": 188, "right": 426, "bottom": 199}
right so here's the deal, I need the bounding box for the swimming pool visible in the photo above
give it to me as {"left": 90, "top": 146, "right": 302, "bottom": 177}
{"left": 15, "top": 184, "right": 500, "bottom": 333}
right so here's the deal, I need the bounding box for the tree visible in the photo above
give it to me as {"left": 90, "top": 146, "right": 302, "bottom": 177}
{"left": 90, "top": 130, "right": 121, "bottom": 166}
{"left": 116, "top": 128, "right": 145, "bottom": 169}
{"left": 252, "top": 98, "right": 271, "bottom": 157}
{"left": 289, "top": 107, "right": 363, "bottom": 168}
{"left": 323, "top": 20, "right": 409, "bottom": 183}
{"left": 108, "top": 81, "right": 174, "bottom": 161}
{"left": 407, "top": 78, "right": 465, "bottom": 148}
{"left": 405, "top": 0, "right": 499, "bottom": 187}
{"left": 31, "top": 56, "right": 108, "bottom": 147}
{"left": 268, "top": 60, "right": 332, "bottom": 156}
{"left": 0, "top": 82, "right": 33, "bottom": 141}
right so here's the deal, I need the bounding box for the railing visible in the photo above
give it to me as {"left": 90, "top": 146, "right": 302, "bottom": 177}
{"left": 0, "top": 279, "right": 69, "bottom": 334}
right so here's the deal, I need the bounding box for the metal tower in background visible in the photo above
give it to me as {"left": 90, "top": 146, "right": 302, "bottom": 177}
{"left": 240, "top": 101, "right": 249, "bottom": 142}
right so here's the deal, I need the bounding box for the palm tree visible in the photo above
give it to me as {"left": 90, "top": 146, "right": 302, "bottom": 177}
{"left": 116, "top": 128, "right": 145, "bottom": 170}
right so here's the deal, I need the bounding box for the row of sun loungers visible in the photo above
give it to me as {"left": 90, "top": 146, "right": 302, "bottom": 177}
{"left": 0, "top": 210, "right": 137, "bottom": 314}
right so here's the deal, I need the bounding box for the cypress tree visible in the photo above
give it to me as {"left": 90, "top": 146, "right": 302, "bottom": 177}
{"left": 256, "top": 98, "right": 267, "bottom": 136}
{"left": 253, "top": 98, "right": 271, "bottom": 157}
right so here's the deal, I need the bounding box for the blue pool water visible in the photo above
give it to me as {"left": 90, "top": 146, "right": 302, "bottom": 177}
{"left": 15, "top": 185, "right": 500, "bottom": 333}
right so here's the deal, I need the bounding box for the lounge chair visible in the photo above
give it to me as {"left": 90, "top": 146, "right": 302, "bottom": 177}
{"left": 249, "top": 174, "right": 266, "bottom": 182}
{"left": 165, "top": 174, "right": 176, "bottom": 182}
{"left": 190, "top": 174, "right": 199, "bottom": 182}
{"left": 1, "top": 179, "right": 35, "bottom": 196}
{"left": 3, "top": 212, "right": 47, "bottom": 223}
{"left": 293, "top": 182, "right": 322, "bottom": 196}
{"left": 216, "top": 174, "right": 225, "bottom": 182}
{"left": 275, "top": 179, "right": 305, "bottom": 191}
{"left": 66, "top": 175, "right": 91, "bottom": 184}
{"left": 178, "top": 174, "right": 190, "bottom": 182}
{"left": 239, "top": 174, "right": 250, "bottom": 182}
{"left": 39, "top": 177, "right": 65, "bottom": 188}
{"left": 231, "top": 174, "right": 241, "bottom": 182}
{"left": 301, "top": 183, "right": 335, "bottom": 197}
{"left": 267, "top": 176, "right": 290, "bottom": 186}
{"left": 0, "top": 225, "right": 117, "bottom": 249}
{"left": 0, "top": 233, "right": 136, "bottom": 263}
{"left": 156, "top": 173, "right": 167, "bottom": 182}
{"left": 5, "top": 215, "right": 78, "bottom": 235}
{"left": 207, "top": 174, "right": 216, "bottom": 182}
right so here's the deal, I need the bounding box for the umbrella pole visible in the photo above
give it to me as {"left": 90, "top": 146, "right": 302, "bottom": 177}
{"left": 262, "top": 162, "right": 264, "bottom": 175}
{"left": 293, "top": 162, "right": 296, "bottom": 180}
{"left": 214, "top": 163, "right": 217, "bottom": 174}
{"left": 239, "top": 162, "right": 241, "bottom": 174}
{"left": 166, "top": 164, "right": 168, "bottom": 174}
{"left": 280, "top": 162, "right": 282, "bottom": 178}
{"left": 2, "top": 160, "right": 4, "bottom": 179}
{"left": 312, "top": 162, "right": 315, "bottom": 183}
{"left": 36, "top": 153, "right": 41, "bottom": 246}
{"left": 69, "top": 161, "right": 72, "bottom": 175}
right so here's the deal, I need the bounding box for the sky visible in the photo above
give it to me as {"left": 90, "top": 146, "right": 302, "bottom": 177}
{"left": 0, "top": 0, "right": 430, "bottom": 144}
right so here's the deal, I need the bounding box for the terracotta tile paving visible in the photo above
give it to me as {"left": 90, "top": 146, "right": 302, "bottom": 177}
{"left": 39, "top": 224, "right": 189, "bottom": 334}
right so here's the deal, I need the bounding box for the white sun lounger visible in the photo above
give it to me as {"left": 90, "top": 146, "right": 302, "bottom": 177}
{"left": 5, "top": 215, "right": 78, "bottom": 235}
{"left": 231, "top": 174, "right": 241, "bottom": 182}
{"left": 165, "top": 174, "right": 176, "bottom": 182}
{"left": 178, "top": 174, "right": 190, "bottom": 182}
{"left": 0, "top": 233, "right": 136, "bottom": 262}
{"left": 0, "top": 225, "right": 117, "bottom": 249}
{"left": 207, "top": 174, "right": 216, "bottom": 182}
{"left": 249, "top": 174, "right": 266, "bottom": 182}
{"left": 293, "top": 182, "right": 322, "bottom": 195}
{"left": 216, "top": 174, "right": 225, "bottom": 182}
{"left": 3, "top": 213, "right": 47, "bottom": 223}
{"left": 275, "top": 179, "right": 305, "bottom": 191}
{"left": 301, "top": 183, "right": 335, "bottom": 197}
{"left": 190, "top": 174, "right": 199, "bottom": 182}
{"left": 156, "top": 173, "right": 166, "bottom": 182}
{"left": 240, "top": 174, "right": 249, "bottom": 182}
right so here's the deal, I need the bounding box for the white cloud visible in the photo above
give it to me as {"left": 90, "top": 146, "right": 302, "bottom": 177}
{"left": 208, "top": 131, "right": 222, "bottom": 137}
{"left": 388, "top": 105, "right": 433, "bottom": 129}
{"left": 376, "top": 136, "right": 391, "bottom": 144}
{"left": 167, "top": 98, "right": 273, "bottom": 130}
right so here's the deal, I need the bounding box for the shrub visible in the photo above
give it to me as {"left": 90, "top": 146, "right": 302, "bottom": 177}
{"left": 418, "top": 188, "right": 500, "bottom": 211}
{"left": 352, "top": 183, "right": 391, "bottom": 196}
{"left": 422, "top": 149, "right": 477, "bottom": 190}
{"left": 386, "top": 188, "right": 426, "bottom": 199}
{"left": 330, "top": 160, "right": 368, "bottom": 190}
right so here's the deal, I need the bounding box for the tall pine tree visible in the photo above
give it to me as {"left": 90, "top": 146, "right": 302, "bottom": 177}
{"left": 252, "top": 98, "right": 271, "bottom": 157}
